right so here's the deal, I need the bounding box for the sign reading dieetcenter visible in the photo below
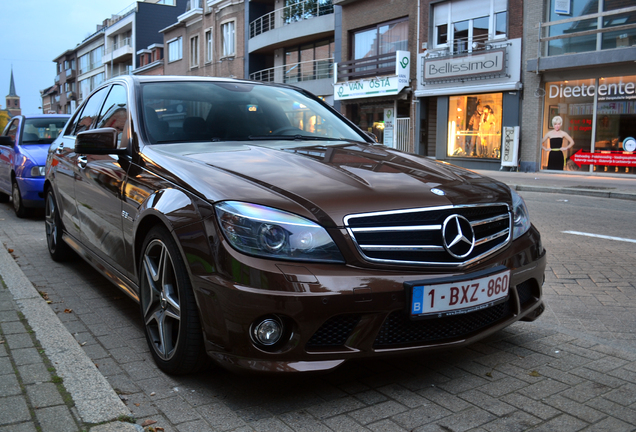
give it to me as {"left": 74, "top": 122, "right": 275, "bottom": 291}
{"left": 334, "top": 51, "right": 410, "bottom": 101}
{"left": 424, "top": 50, "right": 505, "bottom": 81}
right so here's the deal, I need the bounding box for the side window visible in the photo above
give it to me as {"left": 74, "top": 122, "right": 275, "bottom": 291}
{"left": 5, "top": 119, "right": 19, "bottom": 141}
{"left": 96, "top": 85, "right": 128, "bottom": 147}
{"left": 73, "top": 86, "right": 110, "bottom": 136}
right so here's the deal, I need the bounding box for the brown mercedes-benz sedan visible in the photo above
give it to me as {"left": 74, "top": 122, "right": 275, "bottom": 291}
{"left": 45, "top": 76, "right": 546, "bottom": 374}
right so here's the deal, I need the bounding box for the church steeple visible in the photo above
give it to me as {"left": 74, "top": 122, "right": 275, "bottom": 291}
{"left": 8, "top": 68, "right": 17, "bottom": 97}
{"left": 6, "top": 67, "right": 21, "bottom": 117}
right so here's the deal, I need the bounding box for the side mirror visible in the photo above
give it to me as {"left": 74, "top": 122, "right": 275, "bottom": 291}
{"left": 75, "top": 128, "right": 127, "bottom": 156}
{"left": 0, "top": 135, "right": 14, "bottom": 146}
{"left": 364, "top": 131, "right": 379, "bottom": 143}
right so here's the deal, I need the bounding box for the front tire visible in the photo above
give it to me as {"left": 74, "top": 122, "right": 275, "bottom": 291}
{"left": 45, "top": 189, "right": 71, "bottom": 261}
{"left": 12, "top": 181, "right": 28, "bottom": 218}
{"left": 139, "top": 225, "right": 210, "bottom": 375}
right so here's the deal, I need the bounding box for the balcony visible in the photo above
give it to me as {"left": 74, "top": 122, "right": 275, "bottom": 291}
{"left": 529, "top": 5, "right": 636, "bottom": 72}
{"left": 65, "top": 68, "right": 76, "bottom": 79}
{"left": 54, "top": 74, "right": 61, "bottom": 84}
{"left": 178, "top": 0, "right": 203, "bottom": 22}
{"left": 66, "top": 91, "right": 76, "bottom": 100}
{"left": 251, "top": 57, "right": 333, "bottom": 83}
{"left": 249, "top": 0, "right": 334, "bottom": 53}
{"left": 336, "top": 53, "right": 398, "bottom": 82}
{"left": 104, "top": 37, "right": 134, "bottom": 64}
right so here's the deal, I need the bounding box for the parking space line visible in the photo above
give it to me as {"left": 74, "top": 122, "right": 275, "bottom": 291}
{"left": 563, "top": 230, "right": 636, "bottom": 244}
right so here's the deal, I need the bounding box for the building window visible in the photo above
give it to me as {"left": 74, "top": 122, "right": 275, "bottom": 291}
{"left": 284, "top": 39, "right": 335, "bottom": 83}
{"left": 433, "top": 0, "right": 507, "bottom": 54}
{"left": 447, "top": 93, "right": 502, "bottom": 159}
{"left": 205, "top": 29, "right": 213, "bottom": 63}
{"left": 353, "top": 18, "right": 408, "bottom": 61}
{"left": 221, "top": 21, "right": 235, "bottom": 57}
{"left": 190, "top": 35, "right": 199, "bottom": 68}
{"left": 168, "top": 37, "right": 183, "bottom": 62}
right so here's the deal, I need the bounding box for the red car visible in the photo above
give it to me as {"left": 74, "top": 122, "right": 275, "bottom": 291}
{"left": 45, "top": 76, "right": 545, "bottom": 374}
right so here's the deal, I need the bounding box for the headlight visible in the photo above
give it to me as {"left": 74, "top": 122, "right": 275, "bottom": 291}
{"left": 511, "top": 188, "right": 531, "bottom": 240}
{"left": 30, "top": 166, "right": 46, "bottom": 177}
{"left": 215, "top": 201, "right": 344, "bottom": 263}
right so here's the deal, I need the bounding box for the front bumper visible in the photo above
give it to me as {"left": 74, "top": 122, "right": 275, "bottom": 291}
{"left": 186, "top": 226, "right": 546, "bottom": 373}
{"left": 16, "top": 177, "right": 45, "bottom": 208}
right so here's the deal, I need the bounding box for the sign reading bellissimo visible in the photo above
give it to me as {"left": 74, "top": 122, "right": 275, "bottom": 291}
{"left": 424, "top": 50, "right": 505, "bottom": 81}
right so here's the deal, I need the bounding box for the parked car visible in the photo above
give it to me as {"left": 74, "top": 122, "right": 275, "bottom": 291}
{"left": 45, "top": 76, "right": 546, "bottom": 375}
{"left": 0, "top": 114, "right": 70, "bottom": 217}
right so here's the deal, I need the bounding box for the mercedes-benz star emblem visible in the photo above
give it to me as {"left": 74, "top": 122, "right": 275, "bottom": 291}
{"left": 442, "top": 214, "right": 475, "bottom": 259}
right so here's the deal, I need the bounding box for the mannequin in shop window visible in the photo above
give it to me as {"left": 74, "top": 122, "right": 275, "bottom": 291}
{"left": 541, "top": 115, "right": 574, "bottom": 170}
{"left": 478, "top": 105, "right": 497, "bottom": 157}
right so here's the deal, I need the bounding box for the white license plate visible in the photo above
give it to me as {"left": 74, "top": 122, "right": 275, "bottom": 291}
{"left": 410, "top": 270, "right": 511, "bottom": 318}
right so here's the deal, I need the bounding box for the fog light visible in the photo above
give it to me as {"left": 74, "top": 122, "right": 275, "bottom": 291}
{"left": 252, "top": 318, "right": 283, "bottom": 346}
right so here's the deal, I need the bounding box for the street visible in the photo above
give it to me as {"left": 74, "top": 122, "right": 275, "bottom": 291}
{"left": 1, "top": 190, "right": 636, "bottom": 431}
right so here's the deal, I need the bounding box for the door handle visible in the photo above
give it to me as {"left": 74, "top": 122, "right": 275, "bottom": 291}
{"left": 77, "top": 156, "right": 87, "bottom": 169}
{"left": 56, "top": 143, "right": 64, "bottom": 154}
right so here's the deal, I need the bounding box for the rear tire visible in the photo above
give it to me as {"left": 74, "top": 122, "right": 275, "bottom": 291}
{"left": 44, "top": 189, "right": 72, "bottom": 261}
{"left": 139, "top": 225, "right": 210, "bottom": 375}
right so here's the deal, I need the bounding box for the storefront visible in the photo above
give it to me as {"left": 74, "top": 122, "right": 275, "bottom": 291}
{"left": 334, "top": 51, "right": 413, "bottom": 151}
{"left": 541, "top": 75, "right": 636, "bottom": 175}
{"left": 415, "top": 38, "right": 522, "bottom": 170}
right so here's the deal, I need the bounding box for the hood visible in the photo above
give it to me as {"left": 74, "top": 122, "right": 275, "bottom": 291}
{"left": 142, "top": 141, "right": 511, "bottom": 227}
{"left": 18, "top": 144, "right": 50, "bottom": 165}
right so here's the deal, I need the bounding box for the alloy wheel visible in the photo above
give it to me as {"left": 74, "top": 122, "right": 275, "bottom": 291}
{"left": 141, "top": 239, "right": 181, "bottom": 361}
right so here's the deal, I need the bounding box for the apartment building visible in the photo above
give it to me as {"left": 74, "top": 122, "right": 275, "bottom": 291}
{"left": 333, "top": 0, "right": 417, "bottom": 151}
{"left": 246, "top": 0, "right": 338, "bottom": 103}
{"left": 524, "top": 0, "right": 636, "bottom": 175}
{"left": 51, "top": 50, "right": 78, "bottom": 114}
{"left": 161, "top": 0, "right": 245, "bottom": 78}
{"left": 44, "top": 0, "right": 186, "bottom": 111}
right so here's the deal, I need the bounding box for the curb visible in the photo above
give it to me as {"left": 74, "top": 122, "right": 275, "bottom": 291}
{"left": 0, "top": 245, "right": 131, "bottom": 425}
{"left": 510, "top": 184, "right": 636, "bottom": 201}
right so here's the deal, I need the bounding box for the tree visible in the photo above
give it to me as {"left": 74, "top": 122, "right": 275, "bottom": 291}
{"left": 0, "top": 110, "right": 10, "bottom": 133}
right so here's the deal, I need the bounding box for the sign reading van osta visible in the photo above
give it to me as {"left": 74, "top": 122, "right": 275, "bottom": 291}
{"left": 334, "top": 51, "right": 410, "bottom": 101}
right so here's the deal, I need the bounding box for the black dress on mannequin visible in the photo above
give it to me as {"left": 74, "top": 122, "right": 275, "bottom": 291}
{"left": 547, "top": 137, "right": 564, "bottom": 170}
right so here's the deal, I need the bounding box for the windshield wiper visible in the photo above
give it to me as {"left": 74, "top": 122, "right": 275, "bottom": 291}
{"left": 249, "top": 134, "right": 353, "bottom": 141}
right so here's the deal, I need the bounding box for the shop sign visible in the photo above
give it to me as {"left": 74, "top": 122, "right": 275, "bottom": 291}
{"left": 334, "top": 51, "right": 410, "bottom": 101}
{"left": 571, "top": 149, "right": 636, "bottom": 168}
{"left": 548, "top": 81, "right": 636, "bottom": 101}
{"left": 423, "top": 50, "right": 505, "bottom": 81}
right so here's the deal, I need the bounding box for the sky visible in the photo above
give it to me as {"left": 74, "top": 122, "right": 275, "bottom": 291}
{"left": 0, "top": 0, "right": 138, "bottom": 115}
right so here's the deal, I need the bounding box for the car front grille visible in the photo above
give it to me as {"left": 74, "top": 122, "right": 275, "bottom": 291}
{"left": 373, "top": 301, "right": 512, "bottom": 349}
{"left": 344, "top": 204, "right": 511, "bottom": 266}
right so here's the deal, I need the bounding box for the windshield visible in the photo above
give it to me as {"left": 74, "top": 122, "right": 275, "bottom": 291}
{"left": 141, "top": 81, "right": 366, "bottom": 144}
{"left": 23, "top": 118, "right": 69, "bottom": 144}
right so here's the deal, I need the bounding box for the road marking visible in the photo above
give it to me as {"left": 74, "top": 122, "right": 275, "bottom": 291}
{"left": 563, "top": 231, "right": 636, "bottom": 244}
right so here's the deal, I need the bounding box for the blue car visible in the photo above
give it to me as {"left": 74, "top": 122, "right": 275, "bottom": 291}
{"left": 0, "top": 114, "right": 70, "bottom": 217}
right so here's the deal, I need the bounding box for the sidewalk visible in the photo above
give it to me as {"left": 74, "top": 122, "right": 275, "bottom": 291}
{"left": 476, "top": 169, "right": 636, "bottom": 201}
{"left": 0, "top": 169, "right": 635, "bottom": 431}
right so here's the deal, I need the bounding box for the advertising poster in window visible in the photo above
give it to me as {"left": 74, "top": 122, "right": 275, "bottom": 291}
{"left": 543, "top": 77, "right": 636, "bottom": 174}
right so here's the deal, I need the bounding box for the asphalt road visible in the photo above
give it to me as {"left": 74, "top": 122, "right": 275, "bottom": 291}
{"left": 1, "top": 191, "right": 635, "bottom": 431}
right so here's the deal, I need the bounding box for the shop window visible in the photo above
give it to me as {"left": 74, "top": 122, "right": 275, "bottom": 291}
{"left": 544, "top": 76, "right": 636, "bottom": 174}
{"left": 447, "top": 93, "right": 502, "bottom": 159}
{"left": 433, "top": 0, "right": 507, "bottom": 54}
